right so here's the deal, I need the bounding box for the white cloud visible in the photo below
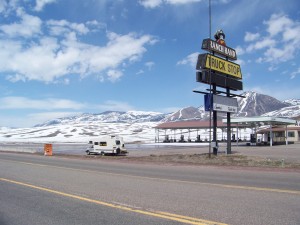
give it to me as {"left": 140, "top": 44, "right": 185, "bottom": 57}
{"left": 268, "top": 65, "right": 278, "bottom": 72}
{"left": 177, "top": 52, "right": 198, "bottom": 68}
{"left": 0, "top": 96, "right": 85, "bottom": 110}
{"left": 47, "top": 19, "right": 89, "bottom": 35}
{"left": 290, "top": 67, "right": 300, "bottom": 79}
{"left": 27, "top": 111, "right": 80, "bottom": 124}
{"left": 0, "top": 95, "right": 136, "bottom": 127}
{"left": 34, "top": 0, "right": 57, "bottom": 12}
{"left": 244, "top": 32, "right": 260, "bottom": 42}
{"left": 235, "top": 46, "right": 245, "bottom": 56}
{"left": 136, "top": 69, "right": 145, "bottom": 75}
{"left": 0, "top": 0, "right": 7, "bottom": 13}
{"left": 235, "top": 58, "right": 245, "bottom": 66}
{"left": 165, "top": 0, "right": 201, "bottom": 4}
{"left": 264, "top": 45, "right": 295, "bottom": 63}
{"left": 0, "top": 0, "right": 18, "bottom": 15}
{"left": 145, "top": 61, "right": 155, "bottom": 70}
{"left": 139, "top": 0, "right": 163, "bottom": 8}
{"left": 282, "top": 26, "right": 300, "bottom": 42}
{"left": 246, "top": 38, "right": 276, "bottom": 52}
{"left": 0, "top": 8, "right": 156, "bottom": 83}
{"left": 244, "top": 13, "right": 300, "bottom": 64}
{"left": 0, "top": 111, "right": 81, "bottom": 128}
{"left": 95, "top": 100, "right": 135, "bottom": 112}
{"left": 107, "top": 69, "right": 123, "bottom": 82}
{"left": 0, "top": 9, "right": 42, "bottom": 37}
{"left": 139, "top": 0, "right": 201, "bottom": 8}
{"left": 264, "top": 13, "right": 294, "bottom": 37}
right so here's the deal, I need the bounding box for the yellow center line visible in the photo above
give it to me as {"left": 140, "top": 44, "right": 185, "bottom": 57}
{"left": 1, "top": 158, "right": 300, "bottom": 195}
{"left": 0, "top": 178, "right": 227, "bottom": 225}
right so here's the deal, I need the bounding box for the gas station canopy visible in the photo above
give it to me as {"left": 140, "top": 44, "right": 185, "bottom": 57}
{"left": 222, "top": 116, "right": 297, "bottom": 126}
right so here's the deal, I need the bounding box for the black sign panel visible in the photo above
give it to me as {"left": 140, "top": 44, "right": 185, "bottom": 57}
{"left": 196, "top": 70, "right": 243, "bottom": 91}
{"left": 202, "top": 38, "right": 237, "bottom": 60}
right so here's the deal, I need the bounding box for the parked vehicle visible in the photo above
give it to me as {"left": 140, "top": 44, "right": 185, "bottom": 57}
{"left": 86, "top": 136, "right": 127, "bottom": 155}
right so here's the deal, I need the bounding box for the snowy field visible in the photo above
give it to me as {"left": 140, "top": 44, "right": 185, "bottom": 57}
{"left": 0, "top": 120, "right": 256, "bottom": 156}
{"left": 0, "top": 123, "right": 255, "bottom": 144}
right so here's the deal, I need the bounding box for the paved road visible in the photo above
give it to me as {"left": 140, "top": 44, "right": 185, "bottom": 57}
{"left": 1, "top": 152, "right": 300, "bottom": 225}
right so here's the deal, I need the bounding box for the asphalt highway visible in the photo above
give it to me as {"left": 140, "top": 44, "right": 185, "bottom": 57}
{"left": 1, "top": 152, "right": 300, "bottom": 225}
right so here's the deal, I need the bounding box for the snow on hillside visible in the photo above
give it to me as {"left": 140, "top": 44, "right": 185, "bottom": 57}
{"left": 0, "top": 91, "right": 299, "bottom": 143}
{"left": 36, "top": 111, "right": 166, "bottom": 127}
{"left": 262, "top": 105, "right": 300, "bottom": 118}
{"left": 0, "top": 111, "right": 165, "bottom": 143}
{"left": 0, "top": 121, "right": 159, "bottom": 143}
{"left": 283, "top": 99, "right": 300, "bottom": 106}
{"left": 163, "top": 106, "right": 206, "bottom": 122}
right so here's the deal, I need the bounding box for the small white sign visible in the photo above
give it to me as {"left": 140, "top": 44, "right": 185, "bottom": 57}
{"left": 213, "top": 95, "right": 238, "bottom": 113}
{"left": 213, "top": 103, "right": 238, "bottom": 113}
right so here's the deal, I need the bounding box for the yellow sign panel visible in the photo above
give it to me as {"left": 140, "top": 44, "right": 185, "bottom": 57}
{"left": 205, "top": 54, "right": 242, "bottom": 79}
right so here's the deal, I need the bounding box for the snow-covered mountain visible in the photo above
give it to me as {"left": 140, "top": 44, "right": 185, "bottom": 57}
{"left": 0, "top": 91, "right": 299, "bottom": 143}
{"left": 161, "top": 106, "right": 207, "bottom": 122}
{"left": 283, "top": 99, "right": 300, "bottom": 106}
{"left": 162, "top": 91, "right": 299, "bottom": 122}
{"left": 262, "top": 105, "right": 300, "bottom": 118}
{"left": 35, "top": 111, "right": 167, "bottom": 127}
{"left": 31, "top": 91, "right": 300, "bottom": 127}
{"left": 235, "top": 91, "right": 291, "bottom": 117}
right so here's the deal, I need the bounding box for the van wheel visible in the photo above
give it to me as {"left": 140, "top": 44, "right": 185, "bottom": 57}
{"left": 116, "top": 148, "right": 121, "bottom": 155}
{"left": 86, "top": 150, "right": 90, "bottom": 155}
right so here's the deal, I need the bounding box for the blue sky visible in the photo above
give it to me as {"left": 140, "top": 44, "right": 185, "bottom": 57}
{"left": 0, "top": 0, "right": 299, "bottom": 127}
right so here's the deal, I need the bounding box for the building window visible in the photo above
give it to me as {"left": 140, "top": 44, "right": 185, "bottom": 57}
{"left": 288, "top": 131, "right": 295, "bottom": 137}
{"left": 275, "top": 131, "right": 285, "bottom": 137}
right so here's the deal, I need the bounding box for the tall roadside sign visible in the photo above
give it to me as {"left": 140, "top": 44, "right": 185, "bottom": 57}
{"left": 195, "top": 29, "right": 244, "bottom": 155}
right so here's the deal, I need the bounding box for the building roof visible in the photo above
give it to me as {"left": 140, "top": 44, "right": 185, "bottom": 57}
{"left": 155, "top": 120, "right": 227, "bottom": 129}
{"left": 155, "top": 117, "right": 297, "bottom": 130}
{"left": 257, "top": 126, "right": 300, "bottom": 133}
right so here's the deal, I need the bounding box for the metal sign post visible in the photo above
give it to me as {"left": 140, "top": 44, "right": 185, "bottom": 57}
{"left": 227, "top": 88, "right": 231, "bottom": 154}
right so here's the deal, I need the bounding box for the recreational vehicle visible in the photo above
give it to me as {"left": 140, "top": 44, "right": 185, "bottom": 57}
{"left": 86, "top": 136, "right": 127, "bottom": 155}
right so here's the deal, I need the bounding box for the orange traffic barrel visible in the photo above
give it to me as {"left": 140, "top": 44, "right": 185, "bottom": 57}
{"left": 44, "top": 144, "right": 53, "bottom": 156}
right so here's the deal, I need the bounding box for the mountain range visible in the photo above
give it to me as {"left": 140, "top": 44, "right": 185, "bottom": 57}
{"left": 160, "top": 91, "right": 300, "bottom": 122}
{"left": 0, "top": 91, "right": 299, "bottom": 143}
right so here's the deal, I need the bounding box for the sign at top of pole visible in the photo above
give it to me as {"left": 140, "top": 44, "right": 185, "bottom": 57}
{"left": 202, "top": 29, "right": 237, "bottom": 61}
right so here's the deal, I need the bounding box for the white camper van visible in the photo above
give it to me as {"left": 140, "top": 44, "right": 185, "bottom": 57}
{"left": 86, "top": 136, "right": 127, "bottom": 155}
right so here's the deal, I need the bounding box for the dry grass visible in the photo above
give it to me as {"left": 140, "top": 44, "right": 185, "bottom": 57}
{"left": 115, "top": 153, "right": 300, "bottom": 168}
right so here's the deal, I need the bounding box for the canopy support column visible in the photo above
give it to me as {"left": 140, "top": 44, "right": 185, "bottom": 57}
{"left": 285, "top": 125, "right": 288, "bottom": 145}
{"left": 270, "top": 125, "right": 273, "bottom": 147}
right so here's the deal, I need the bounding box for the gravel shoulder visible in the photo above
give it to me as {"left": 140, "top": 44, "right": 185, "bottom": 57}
{"left": 60, "top": 142, "right": 300, "bottom": 170}
{"left": 1, "top": 142, "right": 300, "bottom": 170}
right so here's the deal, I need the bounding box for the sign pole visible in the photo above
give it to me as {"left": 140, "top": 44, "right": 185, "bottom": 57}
{"left": 208, "top": 0, "right": 212, "bottom": 158}
{"left": 226, "top": 87, "right": 231, "bottom": 154}
{"left": 213, "top": 84, "right": 218, "bottom": 155}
